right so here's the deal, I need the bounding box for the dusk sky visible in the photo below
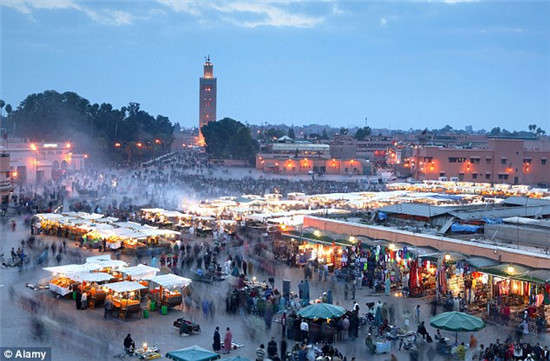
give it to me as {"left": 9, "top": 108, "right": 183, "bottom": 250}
{"left": 1, "top": 0, "right": 549, "bottom": 131}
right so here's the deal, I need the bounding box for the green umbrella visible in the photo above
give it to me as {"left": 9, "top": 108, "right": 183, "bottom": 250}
{"left": 166, "top": 345, "right": 220, "bottom": 361}
{"left": 430, "top": 311, "right": 485, "bottom": 344}
{"left": 297, "top": 303, "right": 346, "bottom": 319}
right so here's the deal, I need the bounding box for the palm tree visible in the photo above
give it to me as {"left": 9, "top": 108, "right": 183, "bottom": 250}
{"left": 5, "top": 104, "right": 13, "bottom": 133}
{"left": 0, "top": 100, "right": 5, "bottom": 135}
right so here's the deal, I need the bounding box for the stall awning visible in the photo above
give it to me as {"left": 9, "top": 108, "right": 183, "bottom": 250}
{"left": 36, "top": 213, "right": 64, "bottom": 220}
{"left": 85, "top": 255, "right": 128, "bottom": 269}
{"left": 150, "top": 274, "right": 192, "bottom": 289}
{"left": 478, "top": 263, "right": 537, "bottom": 282}
{"left": 120, "top": 264, "right": 160, "bottom": 280}
{"left": 466, "top": 257, "right": 500, "bottom": 269}
{"left": 44, "top": 263, "right": 102, "bottom": 274}
{"left": 526, "top": 269, "right": 550, "bottom": 283}
{"left": 103, "top": 281, "right": 146, "bottom": 293}
{"left": 71, "top": 272, "right": 113, "bottom": 283}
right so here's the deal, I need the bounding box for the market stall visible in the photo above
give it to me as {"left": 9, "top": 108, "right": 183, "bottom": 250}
{"left": 295, "top": 303, "right": 346, "bottom": 343}
{"left": 86, "top": 255, "right": 128, "bottom": 273}
{"left": 44, "top": 264, "right": 102, "bottom": 296}
{"left": 149, "top": 274, "right": 192, "bottom": 310}
{"left": 119, "top": 264, "right": 160, "bottom": 282}
{"left": 71, "top": 271, "right": 113, "bottom": 307}
{"left": 103, "top": 281, "right": 146, "bottom": 319}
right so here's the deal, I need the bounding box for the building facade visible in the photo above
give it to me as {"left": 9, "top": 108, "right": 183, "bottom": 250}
{"left": 256, "top": 141, "right": 366, "bottom": 175}
{"left": 2, "top": 141, "right": 85, "bottom": 184}
{"left": 0, "top": 151, "right": 12, "bottom": 206}
{"left": 198, "top": 56, "right": 217, "bottom": 145}
{"left": 412, "top": 138, "right": 550, "bottom": 185}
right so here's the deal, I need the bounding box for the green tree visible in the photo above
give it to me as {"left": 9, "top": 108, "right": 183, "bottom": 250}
{"left": 201, "top": 117, "right": 259, "bottom": 164}
{"left": 288, "top": 127, "right": 295, "bottom": 139}
{"left": 264, "top": 128, "right": 285, "bottom": 141}
{"left": 489, "top": 127, "right": 501, "bottom": 136}
{"left": 8, "top": 90, "right": 174, "bottom": 161}
{"left": 339, "top": 127, "right": 348, "bottom": 135}
{"left": 354, "top": 126, "right": 371, "bottom": 140}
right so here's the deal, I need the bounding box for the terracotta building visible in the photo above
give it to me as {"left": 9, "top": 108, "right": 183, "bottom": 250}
{"left": 411, "top": 138, "right": 550, "bottom": 185}
{"left": 0, "top": 151, "right": 12, "bottom": 206}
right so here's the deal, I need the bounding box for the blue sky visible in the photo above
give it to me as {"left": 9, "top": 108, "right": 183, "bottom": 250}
{"left": 1, "top": 0, "right": 549, "bottom": 131}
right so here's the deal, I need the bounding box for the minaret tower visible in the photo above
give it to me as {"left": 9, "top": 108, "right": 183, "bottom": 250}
{"left": 198, "top": 55, "right": 217, "bottom": 145}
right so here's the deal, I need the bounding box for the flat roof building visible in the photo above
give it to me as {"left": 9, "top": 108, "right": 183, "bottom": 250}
{"left": 412, "top": 138, "right": 550, "bottom": 186}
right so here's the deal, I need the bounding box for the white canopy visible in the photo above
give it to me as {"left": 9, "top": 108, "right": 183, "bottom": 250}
{"left": 44, "top": 263, "right": 102, "bottom": 275}
{"left": 120, "top": 264, "right": 159, "bottom": 280}
{"left": 85, "top": 255, "right": 128, "bottom": 269}
{"left": 36, "top": 213, "right": 64, "bottom": 221}
{"left": 70, "top": 272, "right": 113, "bottom": 283}
{"left": 86, "top": 255, "right": 112, "bottom": 263}
{"left": 150, "top": 274, "right": 192, "bottom": 289}
{"left": 90, "top": 259, "right": 128, "bottom": 269}
{"left": 103, "top": 281, "right": 146, "bottom": 293}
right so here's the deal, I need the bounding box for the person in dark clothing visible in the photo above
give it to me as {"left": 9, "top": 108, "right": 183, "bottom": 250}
{"left": 267, "top": 337, "right": 278, "bottom": 359}
{"left": 213, "top": 327, "right": 221, "bottom": 352}
{"left": 124, "top": 334, "right": 135, "bottom": 354}
{"left": 280, "top": 338, "right": 287, "bottom": 361}
{"left": 75, "top": 290, "right": 82, "bottom": 310}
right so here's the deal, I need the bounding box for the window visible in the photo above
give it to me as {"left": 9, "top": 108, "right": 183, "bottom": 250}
{"left": 449, "top": 157, "right": 466, "bottom": 163}
{"left": 498, "top": 174, "right": 509, "bottom": 180}
{"left": 470, "top": 158, "right": 480, "bottom": 164}
{"left": 423, "top": 157, "right": 433, "bottom": 162}
{"left": 542, "top": 159, "right": 547, "bottom": 165}
{"left": 485, "top": 173, "right": 491, "bottom": 180}
{"left": 472, "top": 173, "right": 478, "bottom": 180}
{"left": 458, "top": 173, "right": 465, "bottom": 181}
{"left": 501, "top": 158, "right": 507, "bottom": 165}
{"left": 439, "top": 172, "right": 446, "bottom": 177}
{"left": 449, "top": 157, "right": 457, "bottom": 163}
{"left": 486, "top": 158, "right": 492, "bottom": 164}
{"left": 523, "top": 159, "right": 532, "bottom": 164}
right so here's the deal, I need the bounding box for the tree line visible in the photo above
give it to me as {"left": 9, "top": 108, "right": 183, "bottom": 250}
{"left": 0, "top": 90, "right": 175, "bottom": 162}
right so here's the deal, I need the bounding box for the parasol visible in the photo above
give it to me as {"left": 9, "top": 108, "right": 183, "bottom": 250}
{"left": 430, "top": 311, "right": 485, "bottom": 343}
{"left": 297, "top": 303, "right": 345, "bottom": 320}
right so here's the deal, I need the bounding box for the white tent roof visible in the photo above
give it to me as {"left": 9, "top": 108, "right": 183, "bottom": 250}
{"left": 86, "top": 255, "right": 112, "bottom": 262}
{"left": 78, "top": 212, "right": 104, "bottom": 220}
{"left": 44, "top": 263, "right": 102, "bottom": 275}
{"left": 36, "top": 213, "right": 64, "bottom": 220}
{"left": 89, "top": 259, "right": 128, "bottom": 269}
{"left": 70, "top": 272, "right": 113, "bottom": 283}
{"left": 85, "top": 255, "right": 128, "bottom": 269}
{"left": 150, "top": 274, "right": 192, "bottom": 289}
{"left": 120, "top": 264, "right": 160, "bottom": 280}
{"left": 103, "top": 281, "right": 146, "bottom": 293}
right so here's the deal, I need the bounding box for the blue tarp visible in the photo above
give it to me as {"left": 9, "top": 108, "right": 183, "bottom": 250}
{"left": 378, "top": 211, "right": 387, "bottom": 221}
{"left": 451, "top": 223, "right": 480, "bottom": 233}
